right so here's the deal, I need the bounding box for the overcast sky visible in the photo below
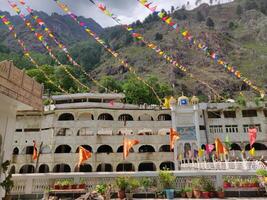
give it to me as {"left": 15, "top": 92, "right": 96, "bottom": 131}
{"left": 0, "top": 0, "right": 233, "bottom": 27}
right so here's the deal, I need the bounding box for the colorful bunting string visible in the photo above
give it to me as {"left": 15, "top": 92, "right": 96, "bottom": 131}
{"left": 0, "top": 15, "right": 68, "bottom": 94}
{"left": 137, "top": 0, "right": 265, "bottom": 98}
{"left": 17, "top": 0, "right": 110, "bottom": 93}
{"left": 91, "top": 1, "right": 224, "bottom": 100}
{"left": 7, "top": 0, "right": 90, "bottom": 91}
{"left": 53, "top": 0, "right": 162, "bottom": 104}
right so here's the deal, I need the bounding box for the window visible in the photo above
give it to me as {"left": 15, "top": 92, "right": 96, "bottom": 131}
{"left": 225, "top": 125, "right": 238, "bottom": 133}
{"left": 207, "top": 111, "right": 221, "bottom": 118}
{"left": 242, "top": 110, "right": 257, "bottom": 117}
{"left": 243, "top": 124, "right": 262, "bottom": 133}
{"left": 199, "top": 125, "right": 206, "bottom": 130}
{"left": 209, "top": 125, "right": 223, "bottom": 134}
{"left": 223, "top": 111, "right": 236, "bottom": 118}
{"left": 263, "top": 109, "right": 267, "bottom": 117}
{"left": 24, "top": 128, "right": 40, "bottom": 132}
{"left": 15, "top": 129, "right": 22, "bottom": 132}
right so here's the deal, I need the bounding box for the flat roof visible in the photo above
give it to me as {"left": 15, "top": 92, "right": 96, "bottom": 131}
{"left": 51, "top": 93, "right": 125, "bottom": 101}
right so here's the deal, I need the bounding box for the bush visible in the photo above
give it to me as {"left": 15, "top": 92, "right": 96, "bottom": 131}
{"left": 159, "top": 170, "right": 176, "bottom": 189}
{"left": 256, "top": 169, "right": 267, "bottom": 177}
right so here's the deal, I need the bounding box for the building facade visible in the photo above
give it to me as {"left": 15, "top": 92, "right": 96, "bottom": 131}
{"left": 9, "top": 93, "right": 267, "bottom": 176}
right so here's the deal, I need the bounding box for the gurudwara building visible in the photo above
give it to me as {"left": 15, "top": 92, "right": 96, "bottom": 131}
{"left": 9, "top": 93, "right": 267, "bottom": 175}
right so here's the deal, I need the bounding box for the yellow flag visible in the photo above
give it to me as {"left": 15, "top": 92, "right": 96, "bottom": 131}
{"left": 249, "top": 147, "right": 255, "bottom": 156}
{"left": 198, "top": 149, "right": 204, "bottom": 157}
{"left": 163, "top": 97, "right": 171, "bottom": 108}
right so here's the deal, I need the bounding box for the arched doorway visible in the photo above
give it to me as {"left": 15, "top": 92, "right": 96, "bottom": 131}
{"left": 39, "top": 164, "right": 49, "bottom": 173}
{"left": 97, "top": 145, "right": 113, "bottom": 153}
{"left": 138, "top": 145, "right": 155, "bottom": 153}
{"left": 58, "top": 113, "right": 74, "bottom": 121}
{"left": 138, "top": 162, "right": 156, "bottom": 171}
{"left": 116, "top": 163, "right": 135, "bottom": 172}
{"left": 96, "top": 163, "right": 113, "bottom": 172}
{"left": 74, "top": 164, "right": 92, "bottom": 172}
{"left": 19, "top": 165, "right": 35, "bottom": 174}
{"left": 53, "top": 164, "right": 71, "bottom": 173}
{"left": 160, "top": 161, "right": 175, "bottom": 170}
{"left": 55, "top": 145, "right": 72, "bottom": 153}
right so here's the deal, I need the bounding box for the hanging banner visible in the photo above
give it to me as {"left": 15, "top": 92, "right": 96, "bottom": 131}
{"left": 0, "top": 15, "right": 68, "bottom": 94}
{"left": 137, "top": 0, "right": 265, "bottom": 98}
{"left": 8, "top": 0, "right": 90, "bottom": 91}
{"left": 248, "top": 127, "right": 257, "bottom": 148}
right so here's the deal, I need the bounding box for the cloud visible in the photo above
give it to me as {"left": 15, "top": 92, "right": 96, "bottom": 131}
{"left": 0, "top": 0, "right": 233, "bottom": 27}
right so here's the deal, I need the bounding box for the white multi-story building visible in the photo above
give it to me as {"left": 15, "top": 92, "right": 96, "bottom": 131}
{"left": 9, "top": 93, "right": 267, "bottom": 176}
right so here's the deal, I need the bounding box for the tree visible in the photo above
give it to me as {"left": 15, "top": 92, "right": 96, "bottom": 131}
{"left": 196, "top": 11, "right": 205, "bottom": 22}
{"left": 245, "top": 0, "right": 258, "bottom": 10}
{"left": 99, "top": 76, "right": 123, "bottom": 93}
{"left": 236, "top": 5, "right": 243, "bottom": 16}
{"left": 206, "top": 17, "right": 215, "bottom": 28}
{"left": 155, "top": 33, "right": 163, "bottom": 41}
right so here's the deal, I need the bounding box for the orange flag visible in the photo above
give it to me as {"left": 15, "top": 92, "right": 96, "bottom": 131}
{"left": 123, "top": 138, "right": 139, "bottom": 159}
{"left": 215, "top": 138, "right": 224, "bottom": 156}
{"left": 78, "top": 146, "right": 91, "bottom": 167}
{"left": 32, "top": 140, "right": 38, "bottom": 160}
{"left": 170, "top": 128, "right": 180, "bottom": 150}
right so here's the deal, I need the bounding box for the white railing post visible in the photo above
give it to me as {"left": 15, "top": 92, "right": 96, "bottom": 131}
{"left": 215, "top": 173, "right": 223, "bottom": 189}
{"left": 25, "top": 177, "right": 33, "bottom": 194}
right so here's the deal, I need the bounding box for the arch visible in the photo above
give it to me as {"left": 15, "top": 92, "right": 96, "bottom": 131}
{"left": 96, "top": 163, "right": 113, "bottom": 172}
{"left": 39, "top": 164, "right": 49, "bottom": 173}
{"left": 160, "top": 161, "right": 175, "bottom": 170}
{"left": 74, "top": 164, "right": 92, "bottom": 172}
{"left": 76, "top": 145, "right": 93, "bottom": 153}
{"left": 159, "top": 145, "right": 172, "bottom": 152}
{"left": 41, "top": 145, "right": 51, "bottom": 154}
{"left": 77, "top": 128, "right": 93, "bottom": 136}
{"left": 78, "top": 113, "right": 94, "bottom": 121}
{"left": 56, "top": 128, "right": 72, "bottom": 136}
{"left": 58, "top": 113, "right": 74, "bottom": 121}
{"left": 53, "top": 164, "right": 71, "bottom": 173}
{"left": 55, "top": 145, "right": 72, "bottom": 153}
{"left": 97, "top": 145, "right": 113, "bottom": 153}
{"left": 9, "top": 165, "right": 16, "bottom": 174}
{"left": 98, "top": 113, "right": 114, "bottom": 120}
{"left": 139, "top": 145, "right": 155, "bottom": 153}
{"left": 117, "top": 145, "right": 134, "bottom": 153}
{"left": 230, "top": 143, "right": 241, "bottom": 151}
{"left": 158, "top": 114, "right": 172, "bottom": 121}
{"left": 116, "top": 163, "right": 135, "bottom": 172}
{"left": 19, "top": 164, "right": 35, "bottom": 174}
{"left": 13, "top": 147, "right": 19, "bottom": 155}
{"left": 245, "top": 143, "right": 267, "bottom": 151}
{"left": 118, "top": 114, "right": 134, "bottom": 121}
{"left": 138, "top": 162, "right": 156, "bottom": 171}
{"left": 138, "top": 114, "right": 154, "bottom": 121}
{"left": 22, "top": 146, "right": 33, "bottom": 155}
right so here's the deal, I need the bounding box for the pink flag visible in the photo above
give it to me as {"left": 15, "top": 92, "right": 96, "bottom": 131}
{"left": 109, "top": 100, "right": 114, "bottom": 107}
{"left": 206, "top": 144, "right": 214, "bottom": 154}
{"left": 248, "top": 127, "right": 257, "bottom": 148}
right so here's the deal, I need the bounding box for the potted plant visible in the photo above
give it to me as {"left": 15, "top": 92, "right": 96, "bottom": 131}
{"left": 223, "top": 177, "right": 231, "bottom": 188}
{"left": 216, "top": 187, "right": 224, "bottom": 198}
{"left": 0, "top": 160, "right": 14, "bottom": 200}
{"left": 191, "top": 177, "right": 202, "bottom": 198}
{"left": 54, "top": 180, "right": 62, "bottom": 190}
{"left": 180, "top": 188, "right": 186, "bottom": 198}
{"left": 184, "top": 186, "right": 193, "bottom": 198}
{"left": 126, "top": 178, "right": 139, "bottom": 200}
{"left": 159, "top": 170, "right": 176, "bottom": 199}
{"left": 96, "top": 183, "right": 108, "bottom": 199}
{"left": 62, "top": 179, "right": 70, "bottom": 190}
{"left": 115, "top": 177, "right": 129, "bottom": 200}
{"left": 139, "top": 177, "right": 151, "bottom": 192}
{"left": 78, "top": 178, "right": 86, "bottom": 189}
{"left": 202, "top": 179, "right": 214, "bottom": 198}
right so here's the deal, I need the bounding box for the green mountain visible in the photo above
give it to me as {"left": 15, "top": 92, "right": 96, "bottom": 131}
{"left": 0, "top": 0, "right": 266, "bottom": 103}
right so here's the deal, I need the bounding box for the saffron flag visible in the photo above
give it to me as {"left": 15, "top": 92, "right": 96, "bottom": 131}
{"left": 206, "top": 144, "right": 214, "bottom": 154}
{"left": 248, "top": 127, "right": 257, "bottom": 148}
{"left": 215, "top": 138, "right": 224, "bottom": 156}
{"left": 123, "top": 138, "right": 139, "bottom": 159}
{"left": 32, "top": 140, "right": 38, "bottom": 160}
{"left": 249, "top": 147, "right": 255, "bottom": 157}
{"left": 78, "top": 146, "right": 91, "bottom": 167}
{"left": 170, "top": 128, "right": 180, "bottom": 150}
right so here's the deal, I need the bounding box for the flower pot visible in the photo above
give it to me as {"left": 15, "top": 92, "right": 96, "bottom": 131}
{"left": 78, "top": 184, "right": 86, "bottom": 189}
{"left": 181, "top": 192, "right": 186, "bottom": 198}
{"left": 223, "top": 182, "right": 231, "bottom": 188}
{"left": 202, "top": 191, "right": 210, "bottom": 198}
{"left": 62, "top": 185, "right": 69, "bottom": 190}
{"left": 118, "top": 190, "right": 126, "bottom": 199}
{"left": 209, "top": 191, "right": 216, "bottom": 198}
{"left": 217, "top": 191, "right": 225, "bottom": 198}
{"left": 54, "top": 184, "right": 60, "bottom": 190}
{"left": 165, "top": 189, "right": 174, "bottom": 199}
{"left": 71, "top": 184, "right": 77, "bottom": 189}
{"left": 193, "top": 190, "right": 202, "bottom": 198}
{"left": 186, "top": 191, "right": 193, "bottom": 198}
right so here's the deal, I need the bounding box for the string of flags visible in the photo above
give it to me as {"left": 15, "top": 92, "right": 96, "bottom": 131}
{"left": 137, "top": 0, "right": 265, "bottom": 98}
{"left": 8, "top": 0, "right": 90, "bottom": 91}
{"left": 17, "top": 0, "right": 111, "bottom": 93}
{"left": 54, "top": 0, "right": 162, "bottom": 104}
{"left": 0, "top": 15, "right": 68, "bottom": 94}
{"left": 90, "top": 1, "right": 224, "bottom": 100}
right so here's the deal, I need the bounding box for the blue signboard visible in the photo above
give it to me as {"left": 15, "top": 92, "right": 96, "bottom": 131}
{"left": 176, "top": 126, "right": 196, "bottom": 140}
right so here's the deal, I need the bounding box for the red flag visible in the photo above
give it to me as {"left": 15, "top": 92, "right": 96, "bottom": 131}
{"left": 170, "top": 128, "right": 180, "bottom": 150}
{"left": 206, "top": 144, "right": 214, "bottom": 154}
{"left": 78, "top": 146, "right": 91, "bottom": 167}
{"left": 32, "top": 140, "right": 38, "bottom": 160}
{"left": 123, "top": 138, "right": 139, "bottom": 159}
{"left": 248, "top": 127, "right": 257, "bottom": 148}
{"left": 215, "top": 138, "right": 224, "bottom": 156}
